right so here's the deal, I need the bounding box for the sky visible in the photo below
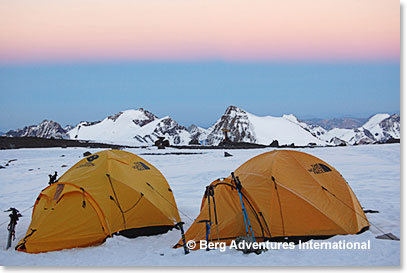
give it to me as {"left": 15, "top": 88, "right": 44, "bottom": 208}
{"left": 0, "top": 0, "right": 400, "bottom": 131}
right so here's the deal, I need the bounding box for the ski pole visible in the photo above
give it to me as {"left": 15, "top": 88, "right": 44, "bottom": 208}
{"left": 209, "top": 186, "right": 220, "bottom": 241}
{"left": 231, "top": 173, "right": 256, "bottom": 242}
{"left": 232, "top": 172, "right": 249, "bottom": 237}
{"left": 198, "top": 220, "right": 212, "bottom": 251}
{"left": 205, "top": 186, "right": 213, "bottom": 242}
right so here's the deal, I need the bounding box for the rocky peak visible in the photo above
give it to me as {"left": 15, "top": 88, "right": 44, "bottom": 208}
{"left": 377, "top": 113, "right": 400, "bottom": 141}
{"left": 154, "top": 117, "right": 186, "bottom": 134}
{"left": 187, "top": 124, "right": 209, "bottom": 143}
{"left": 63, "top": 125, "right": 74, "bottom": 132}
{"left": 108, "top": 112, "right": 123, "bottom": 122}
{"left": 147, "top": 117, "right": 189, "bottom": 144}
{"left": 224, "top": 105, "right": 247, "bottom": 117}
{"left": 6, "top": 120, "right": 68, "bottom": 139}
{"left": 187, "top": 124, "right": 199, "bottom": 133}
{"left": 105, "top": 109, "right": 158, "bottom": 127}
{"left": 206, "top": 106, "right": 255, "bottom": 145}
{"left": 132, "top": 109, "right": 157, "bottom": 127}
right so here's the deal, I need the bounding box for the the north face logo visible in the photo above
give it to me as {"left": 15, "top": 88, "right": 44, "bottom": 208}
{"left": 308, "top": 163, "right": 332, "bottom": 174}
{"left": 132, "top": 162, "right": 150, "bottom": 171}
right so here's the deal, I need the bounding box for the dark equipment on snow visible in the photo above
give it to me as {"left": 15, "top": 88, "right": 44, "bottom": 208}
{"left": 5, "top": 208, "right": 22, "bottom": 250}
{"left": 375, "top": 233, "right": 400, "bottom": 241}
{"left": 235, "top": 236, "right": 263, "bottom": 255}
{"left": 197, "top": 219, "right": 212, "bottom": 251}
{"left": 175, "top": 222, "right": 189, "bottom": 255}
{"left": 224, "top": 152, "right": 233, "bottom": 157}
{"left": 363, "top": 209, "right": 380, "bottom": 214}
{"left": 154, "top": 137, "right": 170, "bottom": 149}
{"left": 231, "top": 172, "right": 256, "bottom": 242}
{"left": 189, "top": 139, "right": 200, "bottom": 145}
{"left": 269, "top": 140, "right": 279, "bottom": 147}
{"left": 48, "top": 171, "right": 58, "bottom": 185}
{"left": 83, "top": 151, "right": 92, "bottom": 157}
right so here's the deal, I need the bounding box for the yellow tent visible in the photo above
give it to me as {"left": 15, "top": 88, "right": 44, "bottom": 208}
{"left": 16, "top": 150, "right": 181, "bottom": 253}
{"left": 176, "top": 150, "right": 369, "bottom": 250}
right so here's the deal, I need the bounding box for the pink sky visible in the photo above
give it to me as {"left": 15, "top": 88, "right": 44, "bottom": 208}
{"left": 0, "top": 0, "right": 400, "bottom": 63}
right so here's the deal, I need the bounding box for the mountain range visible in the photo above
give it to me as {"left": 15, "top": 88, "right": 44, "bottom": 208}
{"left": 302, "top": 118, "right": 368, "bottom": 130}
{"left": 2, "top": 106, "right": 400, "bottom": 147}
{"left": 4, "top": 120, "right": 69, "bottom": 139}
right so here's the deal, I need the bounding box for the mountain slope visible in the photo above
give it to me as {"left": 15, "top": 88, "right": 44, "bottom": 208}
{"left": 303, "top": 118, "right": 368, "bottom": 130}
{"left": 319, "top": 113, "right": 400, "bottom": 145}
{"left": 5, "top": 120, "right": 68, "bottom": 139}
{"left": 206, "top": 106, "right": 326, "bottom": 146}
{"left": 67, "top": 109, "right": 190, "bottom": 145}
{"left": 187, "top": 125, "right": 209, "bottom": 144}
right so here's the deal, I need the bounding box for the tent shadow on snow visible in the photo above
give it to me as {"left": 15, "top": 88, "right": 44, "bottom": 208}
{"left": 16, "top": 150, "right": 182, "bottom": 253}
{"left": 176, "top": 150, "right": 370, "bottom": 250}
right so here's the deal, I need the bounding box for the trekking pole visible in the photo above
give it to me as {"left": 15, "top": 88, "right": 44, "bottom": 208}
{"left": 5, "top": 208, "right": 22, "bottom": 250}
{"left": 209, "top": 186, "right": 220, "bottom": 241}
{"left": 175, "top": 222, "right": 189, "bottom": 255}
{"left": 205, "top": 186, "right": 213, "bottom": 242}
{"left": 231, "top": 172, "right": 256, "bottom": 242}
{"left": 197, "top": 220, "right": 212, "bottom": 251}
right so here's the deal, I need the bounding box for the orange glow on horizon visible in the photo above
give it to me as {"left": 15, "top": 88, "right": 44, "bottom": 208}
{"left": 0, "top": 0, "right": 400, "bottom": 63}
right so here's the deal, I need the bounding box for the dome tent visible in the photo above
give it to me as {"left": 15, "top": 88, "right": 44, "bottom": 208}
{"left": 16, "top": 150, "right": 181, "bottom": 253}
{"left": 176, "top": 150, "right": 369, "bottom": 250}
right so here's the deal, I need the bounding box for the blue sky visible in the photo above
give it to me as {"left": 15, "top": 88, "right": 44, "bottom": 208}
{"left": 0, "top": 61, "right": 400, "bottom": 132}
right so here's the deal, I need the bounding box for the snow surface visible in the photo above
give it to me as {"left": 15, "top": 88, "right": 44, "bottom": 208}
{"left": 0, "top": 144, "right": 400, "bottom": 266}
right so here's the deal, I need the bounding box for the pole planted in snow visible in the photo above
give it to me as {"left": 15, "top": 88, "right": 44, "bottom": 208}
{"left": 5, "top": 208, "right": 22, "bottom": 250}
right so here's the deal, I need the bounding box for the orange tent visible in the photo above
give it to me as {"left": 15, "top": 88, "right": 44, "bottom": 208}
{"left": 16, "top": 150, "right": 181, "bottom": 253}
{"left": 177, "top": 150, "right": 369, "bottom": 250}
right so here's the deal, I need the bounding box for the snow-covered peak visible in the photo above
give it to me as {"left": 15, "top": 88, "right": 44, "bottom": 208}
{"left": 106, "top": 109, "right": 158, "bottom": 126}
{"left": 362, "top": 113, "right": 391, "bottom": 130}
{"left": 63, "top": 125, "right": 74, "bottom": 132}
{"left": 67, "top": 109, "right": 190, "bottom": 146}
{"left": 5, "top": 120, "right": 68, "bottom": 139}
{"left": 206, "top": 106, "right": 255, "bottom": 145}
{"left": 282, "top": 114, "right": 300, "bottom": 123}
{"left": 320, "top": 113, "right": 399, "bottom": 145}
{"left": 282, "top": 114, "right": 327, "bottom": 138}
{"left": 187, "top": 124, "right": 209, "bottom": 144}
{"left": 187, "top": 124, "right": 208, "bottom": 134}
{"left": 206, "top": 106, "right": 326, "bottom": 146}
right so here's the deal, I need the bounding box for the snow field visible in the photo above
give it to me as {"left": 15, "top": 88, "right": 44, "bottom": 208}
{"left": 0, "top": 144, "right": 400, "bottom": 266}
